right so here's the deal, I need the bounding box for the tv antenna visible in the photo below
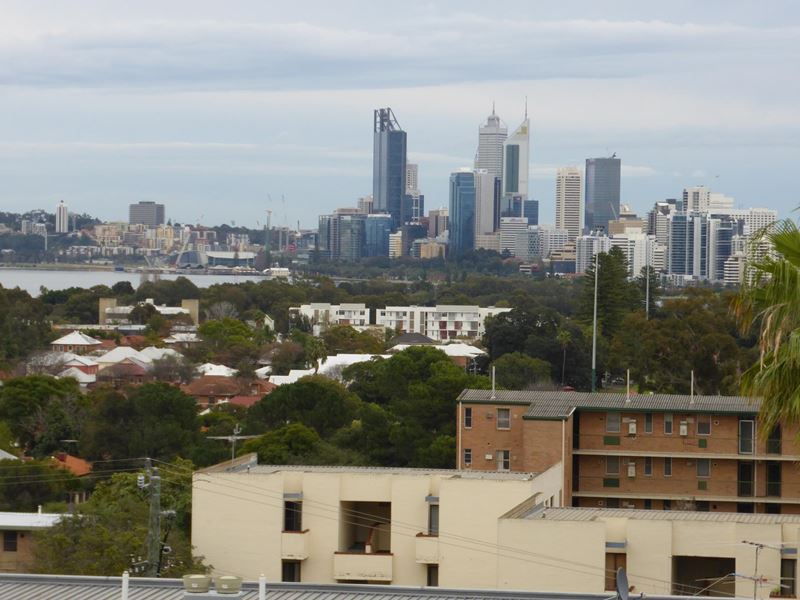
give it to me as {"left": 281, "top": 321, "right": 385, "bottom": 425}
{"left": 605, "top": 568, "right": 643, "bottom": 600}
{"left": 207, "top": 423, "right": 258, "bottom": 465}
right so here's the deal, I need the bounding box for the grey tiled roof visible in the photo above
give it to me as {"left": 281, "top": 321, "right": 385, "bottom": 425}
{"left": 0, "top": 574, "right": 698, "bottom": 600}
{"left": 520, "top": 506, "right": 800, "bottom": 524}
{"left": 458, "top": 390, "right": 759, "bottom": 418}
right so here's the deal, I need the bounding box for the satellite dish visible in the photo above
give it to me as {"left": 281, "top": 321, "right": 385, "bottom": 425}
{"left": 616, "top": 567, "right": 629, "bottom": 600}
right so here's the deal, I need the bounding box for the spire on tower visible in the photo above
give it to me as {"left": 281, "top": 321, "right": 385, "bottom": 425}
{"left": 524, "top": 96, "right": 528, "bottom": 119}
{"left": 492, "top": 101, "right": 495, "bottom": 116}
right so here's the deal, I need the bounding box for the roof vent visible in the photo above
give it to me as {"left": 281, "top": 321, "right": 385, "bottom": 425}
{"left": 182, "top": 575, "right": 211, "bottom": 593}
{"left": 216, "top": 576, "right": 243, "bottom": 594}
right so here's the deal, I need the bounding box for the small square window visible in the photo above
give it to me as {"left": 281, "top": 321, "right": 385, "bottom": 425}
{"left": 463, "top": 448, "right": 472, "bottom": 466}
{"left": 606, "top": 412, "right": 621, "bottom": 433}
{"left": 697, "top": 459, "right": 711, "bottom": 478}
{"left": 497, "top": 408, "right": 511, "bottom": 430}
{"left": 464, "top": 407, "right": 473, "bottom": 429}
{"left": 606, "top": 456, "right": 620, "bottom": 475}
{"left": 3, "top": 531, "right": 17, "bottom": 552}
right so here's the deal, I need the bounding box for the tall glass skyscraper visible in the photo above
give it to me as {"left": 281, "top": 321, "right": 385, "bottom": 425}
{"left": 449, "top": 170, "right": 476, "bottom": 257}
{"left": 501, "top": 116, "right": 530, "bottom": 218}
{"left": 373, "top": 108, "right": 408, "bottom": 231}
{"left": 364, "top": 214, "right": 393, "bottom": 257}
{"left": 475, "top": 107, "right": 507, "bottom": 181}
{"left": 584, "top": 156, "right": 621, "bottom": 233}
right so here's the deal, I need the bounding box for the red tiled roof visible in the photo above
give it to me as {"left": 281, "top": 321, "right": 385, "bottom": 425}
{"left": 52, "top": 453, "right": 92, "bottom": 477}
{"left": 228, "top": 395, "right": 262, "bottom": 408}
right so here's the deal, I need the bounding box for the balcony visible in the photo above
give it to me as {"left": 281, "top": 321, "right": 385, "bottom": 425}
{"left": 281, "top": 530, "right": 310, "bottom": 560}
{"left": 333, "top": 552, "right": 393, "bottom": 581}
{"left": 415, "top": 534, "right": 439, "bottom": 563}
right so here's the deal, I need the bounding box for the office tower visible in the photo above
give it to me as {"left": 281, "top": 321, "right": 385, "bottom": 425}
{"left": 514, "top": 225, "right": 569, "bottom": 261}
{"left": 405, "top": 163, "right": 424, "bottom": 224}
{"left": 499, "top": 217, "right": 529, "bottom": 255}
{"left": 555, "top": 166, "right": 582, "bottom": 241}
{"left": 576, "top": 234, "right": 612, "bottom": 274}
{"left": 357, "top": 195, "right": 374, "bottom": 214}
{"left": 648, "top": 199, "right": 680, "bottom": 246}
{"left": 475, "top": 107, "right": 507, "bottom": 181}
{"left": 20, "top": 219, "right": 32, "bottom": 235}
{"left": 523, "top": 199, "right": 539, "bottom": 226}
{"left": 428, "top": 209, "right": 449, "bottom": 239}
{"left": 338, "top": 214, "right": 366, "bottom": 262}
{"left": 474, "top": 169, "right": 497, "bottom": 236}
{"left": 55, "top": 200, "right": 69, "bottom": 233}
{"left": 389, "top": 231, "right": 405, "bottom": 258}
{"left": 501, "top": 115, "right": 530, "bottom": 217}
{"left": 683, "top": 186, "right": 711, "bottom": 213}
{"left": 584, "top": 155, "right": 621, "bottom": 233}
{"left": 129, "top": 201, "right": 165, "bottom": 228}
{"left": 373, "top": 108, "right": 408, "bottom": 230}
{"left": 609, "top": 233, "right": 656, "bottom": 278}
{"left": 363, "top": 214, "right": 393, "bottom": 257}
{"left": 448, "top": 170, "right": 476, "bottom": 257}
{"left": 667, "top": 212, "right": 709, "bottom": 278}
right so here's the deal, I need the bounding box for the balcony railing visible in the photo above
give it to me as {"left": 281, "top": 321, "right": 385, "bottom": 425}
{"left": 281, "top": 530, "right": 310, "bottom": 560}
{"left": 415, "top": 533, "right": 439, "bottom": 564}
{"left": 333, "top": 551, "right": 393, "bottom": 581}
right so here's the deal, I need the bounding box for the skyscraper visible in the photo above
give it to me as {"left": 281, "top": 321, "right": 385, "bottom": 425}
{"left": 473, "top": 169, "right": 497, "bottom": 236}
{"left": 584, "top": 156, "right": 621, "bottom": 233}
{"left": 502, "top": 114, "right": 530, "bottom": 216}
{"left": 373, "top": 108, "right": 408, "bottom": 230}
{"left": 405, "top": 163, "right": 424, "bottom": 223}
{"left": 523, "top": 199, "right": 539, "bottom": 226}
{"left": 129, "top": 201, "right": 165, "bottom": 228}
{"left": 363, "top": 214, "right": 393, "bottom": 257}
{"left": 55, "top": 200, "right": 69, "bottom": 233}
{"left": 555, "top": 167, "right": 583, "bottom": 241}
{"left": 475, "top": 107, "right": 507, "bottom": 181}
{"left": 448, "top": 170, "right": 476, "bottom": 257}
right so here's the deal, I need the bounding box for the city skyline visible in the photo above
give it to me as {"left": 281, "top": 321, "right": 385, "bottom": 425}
{"left": 0, "top": 1, "right": 798, "bottom": 227}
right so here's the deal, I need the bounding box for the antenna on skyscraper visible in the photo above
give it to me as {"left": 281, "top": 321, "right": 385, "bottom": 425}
{"left": 492, "top": 101, "right": 496, "bottom": 116}
{"left": 524, "top": 96, "right": 528, "bottom": 119}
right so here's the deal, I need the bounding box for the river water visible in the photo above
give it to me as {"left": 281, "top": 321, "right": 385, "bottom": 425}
{"left": 0, "top": 268, "right": 266, "bottom": 296}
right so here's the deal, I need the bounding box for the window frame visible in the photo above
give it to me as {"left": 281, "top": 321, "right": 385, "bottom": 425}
{"left": 496, "top": 408, "right": 511, "bottom": 430}
{"left": 3, "top": 531, "right": 17, "bottom": 553}
{"left": 428, "top": 504, "right": 440, "bottom": 536}
{"left": 697, "top": 458, "right": 711, "bottom": 478}
{"left": 606, "top": 412, "right": 621, "bottom": 433}
{"left": 664, "top": 413, "right": 674, "bottom": 435}
{"left": 283, "top": 501, "right": 303, "bottom": 532}
{"left": 464, "top": 407, "right": 473, "bottom": 429}
{"left": 606, "top": 456, "right": 620, "bottom": 475}
{"left": 463, "top": 448, "right": 472, "bottom": 466}
{"left": 281, "top": 560, "right": 301, "bottom": 583}
{"left": 497, "top": 449, "right": 510, "bottom": 471}
{"left": 664, "top": 457, "right": 673, "bottom": 477}
{"left": 644, "top": 456, "right": 653, "bottom": 476}
{"left": 697, "top": 414, "right": 711, "bottom": 436}
{"left": 644, "top": 413, "right": 653, "bottom": 434}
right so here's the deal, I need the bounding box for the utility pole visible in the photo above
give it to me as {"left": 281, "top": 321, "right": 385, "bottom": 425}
{"left": 645, "top": 240, "right": 650, "bottom": 320}
{"left": 145, "top": 459, "right": 161, "bottom": 577}
{"left": 591, "top": 249, "right": 600, "bottom": 392}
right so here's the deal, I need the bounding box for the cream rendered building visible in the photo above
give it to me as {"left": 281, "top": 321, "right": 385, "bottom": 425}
{"left": 192, "top": 457, "right": 564, "bottom": 587}
{"left": 556, "top": 167, "right": 582, "bottom": 241}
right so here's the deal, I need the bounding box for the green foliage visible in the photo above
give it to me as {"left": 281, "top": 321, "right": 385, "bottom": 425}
{"left": 197, "top": 317, "right": 258, "bottom": 365}
{"left": 578, "top": 247, "right": 641, "bottom": 338}
{"left": 321, "top": 325, "right": 385, "bottom": 355}
{"left": 0, "top": 460, "right": 80, "bottom": 511}
{"left": 491, "top": 352, "right": 553, "bottom": 389}
{"left": 241, "top": 423, "right": 361, "bottom": 465}
{"left": 81, "top": 383, "right": 200, "bottom": 462}
{"left": 0, "top": 286, "right": 53, "bottom": 364}
{"left": 33, "top": 466, "right": 203, "bottom": 577}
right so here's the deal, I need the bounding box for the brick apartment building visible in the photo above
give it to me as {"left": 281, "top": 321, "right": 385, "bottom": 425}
{"left": 456, "top": 390, "right": 800, "bottom": 514}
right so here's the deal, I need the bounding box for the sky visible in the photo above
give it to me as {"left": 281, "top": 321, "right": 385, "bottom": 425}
{"left": 0, "top": 1, "right": 798, "bottom": 228}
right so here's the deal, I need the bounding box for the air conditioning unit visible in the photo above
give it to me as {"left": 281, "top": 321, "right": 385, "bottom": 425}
{"left": 628, "top": 421, "right": 637, "bottom": 435}
{"left": 484, "top": 454, "right": 494, "bottom": 460}
{"left": 679, "top": 422, "right": 689, "bottom": 436}
{"left": 627, "top": 463, "right": 636, "bottom": 478}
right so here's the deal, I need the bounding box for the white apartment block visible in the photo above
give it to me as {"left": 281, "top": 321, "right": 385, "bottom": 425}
{"left": 375, "top": 305, "right": 511, "bottom": 341}
{"left": 555, "top": 167, "right": 582, "bottom": 241}
{"left": 290, "top": 303, "right": 371, "bottom": 334}
{"left": 711, "top": 207, "right": 778, "bottom": 236}
{"left": 389, "top": 231, "right": 404, "bottom": 258}
{"left": 193, "top": 458, "right": 564, "bottom": 588}
{"left": 514, "top": 226, "right": 569, "bottom": 261}
{"left": 609, "top": 233, "right": 657, "bottom": 278}
{"left": 575, "top": 234, "right": 612, "bottom": 274}
{"left": 499, "top": 217, "right": 528, "bottom": 254}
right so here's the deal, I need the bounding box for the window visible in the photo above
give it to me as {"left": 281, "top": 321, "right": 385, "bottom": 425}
{"left": 782, "top": 559, "right": 797, "bottom": 597}
{"left": 739, "top": 420, "right": 755, "bottom": 454}
{"left": 497, "top": 408, "right": 511, "bottom": 430}
{"left": 644, "top": 499, "right": 653, "bottom": 510}
{"left": 697, "top": 459, "right": 711, "bottom": 478}
{"left": 428, "top": 504, "right": 439, "bottom": 536}
{"left": 664, "top": 413, "right": 673, "bottom": 435}
{"left": 606, "top": 456, "right": 620, "bottom": 475}
{"left": 464, "top": 407, "right": 472, "bottom": 429}
{"left": 282, "top": 560, "right": 301, "bottom": 582}
{"left": 427, "top": 564, "right": 439, "bottom": 587}
{"left": 283, "top": 501, "right": 302, "bottom": 532}
{"left": 644, "top": 413, "right": 653, "bottom": 433}
{"left": 644, "top": 456, "right": 653, "bottom": 476}
{"left": 463, "top": 448, "right": 472, "bottom": 466}
{"left": 497, "top": 450, "right": 510, "bottom": 471}
{"left": 606, "top": 412, "right": 621, "bottom": 433}
{"left": 2, "top": 531, "right": 17, "bottom": 552}
{"left": 697, "top": 414, "right": 711, "bottom": 436}
{"left": 663, "top": 499, "right": 672, "bottom": 510}
{"left": 664, "top": 457, "right": 672, "bottom": 477}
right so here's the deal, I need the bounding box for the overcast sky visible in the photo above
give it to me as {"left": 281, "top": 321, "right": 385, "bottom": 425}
{"left": 0, "top": 0, "right": 798, "bottom": 228}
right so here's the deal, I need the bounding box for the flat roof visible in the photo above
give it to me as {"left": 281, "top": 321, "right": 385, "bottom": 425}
{"left": 0, "top": 573, "right": 702, "bottom": 600}
{"left": 0, "top": 512, "right": 63, "bottom": 529}
{"left": 518, "top": 506, "right": 800, "bottom": 524}
{"left": 458, "top": 390, "right": 759, "bottom": 417}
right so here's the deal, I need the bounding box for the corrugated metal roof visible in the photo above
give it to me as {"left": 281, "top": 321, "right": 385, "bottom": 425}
{"left": 244, "top": 464, "right": 539, "bottom": 480}
{"left": 523, "top": 507, "right": 800, "bottom": 524}
{"left": 458, "top": 390, "right": 759, "bottom": 417}
{"left": 0, "top": 574, "right": 704, "bottom": 600}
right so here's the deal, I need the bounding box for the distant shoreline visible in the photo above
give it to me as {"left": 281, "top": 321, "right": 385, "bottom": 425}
{"left": 0, "top": 263, "right": 116, "bottom": 272}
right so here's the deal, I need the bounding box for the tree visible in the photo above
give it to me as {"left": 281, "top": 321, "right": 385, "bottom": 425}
{"left": 33, "top": 467, "right": 203, "bottom": 577}
{"left": 81, "top": 383, "right": 201, "bottom": 462}
{"left": 241, "top": 423, "right": 361, "bottom": 465}
{"left": 321, "top": 325, "right": 384, "bottom": 354}
{"left": 247, "top": 376, "right": 360, "bottom": 438}
{"left": 734, "top": 220, "right": 800, "bottom": 429}
{"left": 578, "top": 247, "right": 640, "bottom": 338}
{"left": 0, "top": 286, "right": 52, "bottom": 364}
{"left": 0, "top": 460, "right": 80, "bottom": 511}
{"left": 556, "top": 329, "right": 572, "bottom": 387}
{"left": 491, "top": 352, "right": 552, "bottom": 389}
{"left": 197, "top": 317, "right": 258, "bottom": 365}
